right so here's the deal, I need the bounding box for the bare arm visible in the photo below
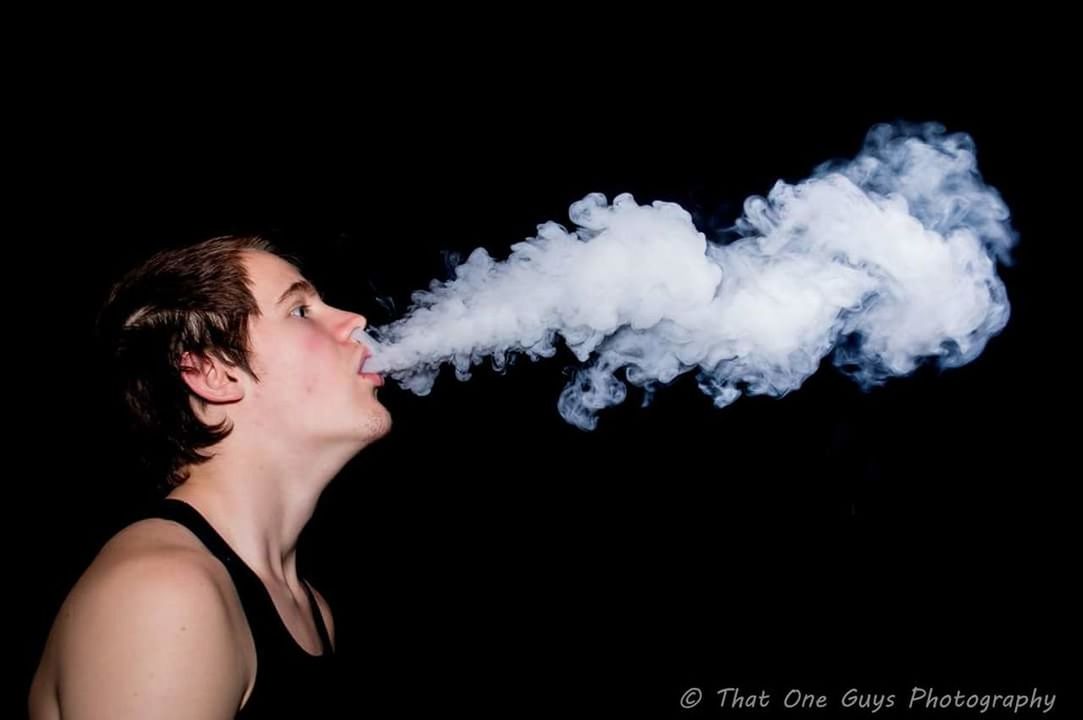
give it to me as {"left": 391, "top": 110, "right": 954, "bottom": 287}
{"left": 51, "top": 553, "right": 247, "bottom": 720}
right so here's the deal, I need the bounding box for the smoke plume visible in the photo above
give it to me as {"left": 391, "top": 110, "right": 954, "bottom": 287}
{"left": 356, "top": 122, "right": 1017, "bottom": 429}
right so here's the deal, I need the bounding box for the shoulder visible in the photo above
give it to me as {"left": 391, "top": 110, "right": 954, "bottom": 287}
{"left": 47, "top": 522, "right": 251, "bottom": 718}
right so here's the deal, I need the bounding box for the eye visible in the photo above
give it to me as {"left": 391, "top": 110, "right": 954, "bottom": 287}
{"left": 290, "top": 304, "right": 312, "bottom": 319}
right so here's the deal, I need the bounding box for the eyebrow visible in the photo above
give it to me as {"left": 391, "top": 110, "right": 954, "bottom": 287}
{"left": 275, "top": 279, "right": 320, "bottom": 306}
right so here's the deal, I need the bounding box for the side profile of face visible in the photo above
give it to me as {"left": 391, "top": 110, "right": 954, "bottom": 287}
{"left": 229, "top": 249, "right": 391, "bottom": 452}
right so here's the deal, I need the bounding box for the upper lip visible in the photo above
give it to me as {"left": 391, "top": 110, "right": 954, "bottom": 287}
{"left": 357, "top": 348, "right": 372, "bottom": 374}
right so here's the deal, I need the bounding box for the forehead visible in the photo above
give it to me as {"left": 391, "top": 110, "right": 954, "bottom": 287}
{"left": 241, "top": 250, "right": 308, "bottom": 309}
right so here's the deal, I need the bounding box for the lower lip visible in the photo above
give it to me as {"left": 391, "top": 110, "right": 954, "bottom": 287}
{"left": 359, "top": 372, "right": 384, "bottom": 386}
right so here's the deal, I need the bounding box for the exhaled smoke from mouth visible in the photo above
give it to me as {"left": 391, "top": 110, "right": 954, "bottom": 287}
{"left": 353, "top": 122, "right": 1017, "bottom": 430}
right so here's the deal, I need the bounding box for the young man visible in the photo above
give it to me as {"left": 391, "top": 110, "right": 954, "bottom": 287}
{"left": 29, "top": 235, "right": 390, "bottom": 718}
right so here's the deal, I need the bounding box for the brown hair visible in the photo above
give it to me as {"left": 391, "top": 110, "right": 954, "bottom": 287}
{"left": 97, "top": 235, "right": 296, "bottom": 490}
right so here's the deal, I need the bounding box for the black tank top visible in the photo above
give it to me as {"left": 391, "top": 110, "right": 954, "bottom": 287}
{"left": 144, "top": 499, "right": 340, "bottom": 717}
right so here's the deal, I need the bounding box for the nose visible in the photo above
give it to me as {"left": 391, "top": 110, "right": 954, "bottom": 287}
{"left": 333, "top": 307, "right": 367, "bottom": 343}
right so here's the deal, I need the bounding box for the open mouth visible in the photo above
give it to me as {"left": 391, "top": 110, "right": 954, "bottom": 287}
{"left": 358, "top": 352, "right": 384, "bottom": 386}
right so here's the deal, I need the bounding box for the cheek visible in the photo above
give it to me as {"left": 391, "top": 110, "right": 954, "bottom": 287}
{"left": 298, "top": 335, "right": 342, "bottom": 396}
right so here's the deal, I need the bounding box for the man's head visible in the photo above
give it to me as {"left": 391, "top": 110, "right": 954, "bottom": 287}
{"left": 99, "top": 235, "right": 390, "bottom": 490}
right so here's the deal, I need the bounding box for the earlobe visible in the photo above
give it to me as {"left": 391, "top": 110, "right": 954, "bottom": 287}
{"left": 180, "top": 351, "right": 245, "bottom": 404}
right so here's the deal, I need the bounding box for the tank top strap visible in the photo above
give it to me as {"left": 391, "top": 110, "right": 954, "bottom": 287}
{"left": 149, "top": 498, "right": 266, "bottom": 596}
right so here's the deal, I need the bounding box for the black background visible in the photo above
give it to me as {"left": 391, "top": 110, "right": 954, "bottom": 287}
{"left": 15, "top": 26, "right": 1074, "bottom": 718}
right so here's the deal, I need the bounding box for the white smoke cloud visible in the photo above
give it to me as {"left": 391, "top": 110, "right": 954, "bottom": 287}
{"left": 356, "top": 122, "right": 1017, "bottom": 429}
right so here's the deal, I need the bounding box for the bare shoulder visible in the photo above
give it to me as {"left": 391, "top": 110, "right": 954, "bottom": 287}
{"left": 34, "top": 520, "right": 251, "bottom": 719}
{"left": 105, "top": 515, "right": 221, "bottom": 558}
{"left": 306, "top": 582, "right": 336, "bottom": 650}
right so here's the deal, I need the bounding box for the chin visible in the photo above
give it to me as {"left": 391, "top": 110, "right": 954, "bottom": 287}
{"left": 358, "top": 404, "right": 393, "bottom": 443}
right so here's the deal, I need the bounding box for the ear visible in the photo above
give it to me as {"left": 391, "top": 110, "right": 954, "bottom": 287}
{"left": 179, "top": 351, "right": 246, "bottom": 404}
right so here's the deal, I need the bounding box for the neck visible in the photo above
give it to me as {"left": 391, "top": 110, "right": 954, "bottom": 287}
{"left": 165, "top": 437, "right": 346, "bottom": 591}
